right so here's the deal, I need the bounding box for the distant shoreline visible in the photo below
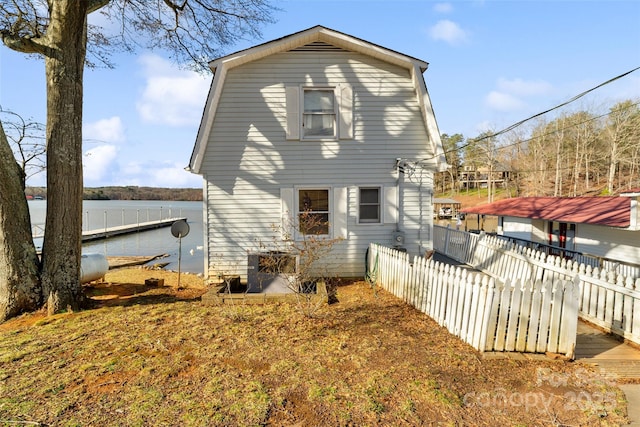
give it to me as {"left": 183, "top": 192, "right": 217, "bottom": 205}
{"left": 25, "top": 186, "right": 203, "bottom": 202}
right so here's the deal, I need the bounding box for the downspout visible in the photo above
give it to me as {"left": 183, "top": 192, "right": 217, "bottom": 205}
{"left": 392, "top": 158, "right": 406, "bottom": 250}
{"left": 397, "top": 166, "right": 403, "bottom": 234}
{"left": 395, "top": 158, "right": 402, "bottom": 233}
{"left": 418, "top": 171, "right": 422, "bottom": 251}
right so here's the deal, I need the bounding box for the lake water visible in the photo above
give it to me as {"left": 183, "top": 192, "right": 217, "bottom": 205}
{"left": 29, "top": 200, "right": 205, "bottom": 274}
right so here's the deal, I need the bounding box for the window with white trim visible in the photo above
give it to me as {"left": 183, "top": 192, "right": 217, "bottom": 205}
{"left": 358, "top": 187, "right": 381, "bottom": 224}
{"left": 298, "top": 189, "right": 330, "bottom": 235}
{"left": 285, "top": 84, "right": 353, "bottom": 141}
{"left": 303, "top": 89, "right": 335, "bottom": 138}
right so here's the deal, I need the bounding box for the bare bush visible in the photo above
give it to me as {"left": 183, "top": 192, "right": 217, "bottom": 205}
{"left": 254, "top": 211, "right": 343, "bottom": 317}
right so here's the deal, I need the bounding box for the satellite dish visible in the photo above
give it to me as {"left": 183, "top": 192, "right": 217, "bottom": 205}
{"left": 171, "top": 219, "right": 190, "bottom": 238}
{"left": 170, "top": 219, "right": 190, "bottom": 289}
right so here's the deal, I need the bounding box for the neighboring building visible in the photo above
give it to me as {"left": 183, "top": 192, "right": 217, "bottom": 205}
{"left": 458, "top": 163, "right": 510, "bottom": 190}
{"left": 461, "top": 194, "right": 640, "bottom": 270}
{"left": 188, "top": 25, "right": 448, "bottom": 284}
{"left": 433, "top": 198, "right": 461, "bottom": 219}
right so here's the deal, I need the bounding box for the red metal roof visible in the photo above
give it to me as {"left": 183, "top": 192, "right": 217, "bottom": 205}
{"left": 461, "top": 197, "right": 631, "bottom": 228}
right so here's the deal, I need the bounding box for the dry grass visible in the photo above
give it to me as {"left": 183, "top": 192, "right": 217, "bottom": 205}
{"left": 0, "top": 268, "right": 629, "bottom": 426}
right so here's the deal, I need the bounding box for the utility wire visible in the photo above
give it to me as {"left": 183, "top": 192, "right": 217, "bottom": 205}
{"left": 487, "top": 100, "right": 640, "bottom": 155}
{"left": 418, "top": 66, "right": 640, "bottom": 163}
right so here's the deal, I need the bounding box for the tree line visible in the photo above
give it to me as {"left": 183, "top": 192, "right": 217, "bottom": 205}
{"left": 437, "top": 99, "right": 640, "bottom": 198}
{"left": 26, "top": 186, "right": 203, "bottom": 201}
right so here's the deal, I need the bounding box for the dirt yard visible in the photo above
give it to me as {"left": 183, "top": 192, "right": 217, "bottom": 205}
{"left": 0, "top": 268, "right": 629, "bottom": 426}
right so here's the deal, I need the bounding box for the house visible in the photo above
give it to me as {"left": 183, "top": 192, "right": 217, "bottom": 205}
{"left": 460, "top": 193, "right": 640, "bottom": 272}
{"left": 188, "top": 25, "right": 448, "bottom": 285}
{"left": 458, "top": 162, "right": 510, "bottom": 191}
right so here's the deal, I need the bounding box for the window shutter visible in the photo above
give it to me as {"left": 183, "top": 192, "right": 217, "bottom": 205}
{"left": 383, "top": 186, "right": 398, "bottom": 224}
{"left": 280, "top": 188, "right": 295, "bottom": 240}
{"left": 338, "top": 84, "right": 353, "bottom": 139}
{"left": 333, "top": 186, "right": 348, "bottom": 239}
{"left": 285, "top": 86, "right": 300, "bottom": 140}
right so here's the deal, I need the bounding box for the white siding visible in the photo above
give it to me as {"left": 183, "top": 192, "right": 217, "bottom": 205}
{"left": 531, "top": 219, "right": 547, "bottom": 244}
{"left": 502, "top": 217, "right": 533, "bottom": 241}
{"left": 201, "top": 50, "right": 437, "bottom": 280}
{"left": 524, "top": 218, "right": 639, "bottom": 267}
{"left": 574, "top": 224, "right": 640, "bottom": 266}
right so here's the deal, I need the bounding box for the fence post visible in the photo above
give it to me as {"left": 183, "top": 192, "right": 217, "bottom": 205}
{"left": 526, "top": 282, "right": 543, "bottom": 353}
{"left": 633, "top": 278, "right": 640, "bottom": 341}
{"left": 559, "top": 277, "right": 580, "bottom": 360}
{"left": 444, "top": 224, "right": 451, "bottom": 256}
{"left": 476, "top": 276, "right": 495, "bottom": 352}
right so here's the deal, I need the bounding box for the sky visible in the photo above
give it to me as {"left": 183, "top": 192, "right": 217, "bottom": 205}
{"left": 1, "top": 0, "right": 639, "bottom": 188}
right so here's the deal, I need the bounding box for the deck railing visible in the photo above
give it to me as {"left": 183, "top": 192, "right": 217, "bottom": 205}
{"left": 368, "top": 243, "right": 579, "bottom": 358}
{"left": 434, "top": 225, "right": 640, "bottom": 345}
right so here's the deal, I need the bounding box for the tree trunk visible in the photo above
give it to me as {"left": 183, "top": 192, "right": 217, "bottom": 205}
{"left": 553, "top": 121, "right": 564, "bottom": 197}
{"left": 41, "top": 1, "right": 88, "bottom": 314}
{"left": 607, "top": 138, "right": 619, "bottom": 195}
{"left": 0, "top": 121, "right": 42, "bottom": 321}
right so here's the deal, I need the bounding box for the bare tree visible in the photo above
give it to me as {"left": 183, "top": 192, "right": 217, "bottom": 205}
{"left": 435, "top": 133, "right": 463, "bottom": 194}
{"left": 603, "top": 100, "right": 640, "bottom": 194}
{"left": 0, "top": 107, "right": 46, "bottom": 189}
{"left": 521, "top": 118, "right": 551, "bottom": 196}
{"left": 440, "top": 99, "right": 639, "bottom": 198}
{"left": 466, "top": 131, "right": 498, "bottom": 203}
{"left": 0, "top": 0, "right": 276, "bottom": 320}
{"left": 557, "top": 109, "right": 599, "bottom": 196}
{"left": 499, "top": 127, "right": 529, "bottom": 197}
{"left": 0, "top": 120, "right": 42, "bottom": 320}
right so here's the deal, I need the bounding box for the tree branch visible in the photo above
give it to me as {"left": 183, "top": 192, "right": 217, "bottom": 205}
{"left": 1, "top": 32, "right": 46, "bottom": 54}
{"left": 163, "top": 0, "right": 188, "bottom": 12}
{"left": 86, "top": 0, "right": 111, "bottom": 14}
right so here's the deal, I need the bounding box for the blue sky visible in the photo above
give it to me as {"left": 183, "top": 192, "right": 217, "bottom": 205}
{"left": 1, "top": 0, "right": 639, "bottom": 188}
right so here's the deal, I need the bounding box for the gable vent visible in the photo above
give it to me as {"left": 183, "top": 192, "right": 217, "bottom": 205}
{"left": 289, "top": 41, "right": 348, "bottom": 52}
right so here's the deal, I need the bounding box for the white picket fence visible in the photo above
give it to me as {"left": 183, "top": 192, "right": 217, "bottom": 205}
{"left": 434, "top": 225, "right": 640, "bottom": 345}
{"left": 368, "top": 243, "right": 580, "bottom": 358}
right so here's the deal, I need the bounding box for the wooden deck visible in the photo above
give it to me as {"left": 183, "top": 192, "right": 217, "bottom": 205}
{"left": 575, "top": 320, "right": 640, "bottom": 425}
{"left": 33, "top": 217, "right": 186, "bottom": 243}
{"left": 106, "top": 254, "right": 168, "bottom": 269}
{"left": 575, "top": 320, "right": 640, "bottom": 381}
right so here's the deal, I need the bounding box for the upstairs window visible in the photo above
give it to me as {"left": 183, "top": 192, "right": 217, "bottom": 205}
{"left": 303, "top": 89, "right": 335, "bottom": 138}
{"left": 286, "top": 85, "right": 353, "bottom": 141}
{"left": 358, "top": 187, "right": 381, "bottom": 224}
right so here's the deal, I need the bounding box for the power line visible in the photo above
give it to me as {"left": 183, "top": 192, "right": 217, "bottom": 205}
{"left": 473, "top": 67, "right": 640, "bottom": 141}
{"left": 491, "top": 100, "right": 640, "bottom": 154}
{"left": 419, "top": 66, "right": 640, "bottom": 163}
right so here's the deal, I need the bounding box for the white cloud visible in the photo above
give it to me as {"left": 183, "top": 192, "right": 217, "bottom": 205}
{"left": 434, "top": 3, "right": 453, "bottom": 13}
{"left": 83, "top": 144, "right": 119, "bottom": 184}
{"left": 136, "top": 54, "right": 210, "bottom": 127}
{"left": 118, "top": 160, "right": 201, "bottom": 188}
{"left": 485, "top": 77, "right": 553, "bottom": 112}
{"left": 149, "top": 163, "right": 202, "bottom": 187}
{"left": 496, "top": 78, "right": 552, "bottom": 97}
{"left": 122, "top": 160, "right": 144, "bottom": 176}
{"left": 429, "top": 20, "right": 469, "bottom": 45}
{"left": 485, "top": 91, "right": 526, "bottom": 112}
{"left": 84, "top": 116, "right": 125, "bottom": 143}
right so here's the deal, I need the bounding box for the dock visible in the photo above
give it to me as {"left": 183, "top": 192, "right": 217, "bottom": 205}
{"left": 33, "top": 218, "right": 187, "bottom": 242}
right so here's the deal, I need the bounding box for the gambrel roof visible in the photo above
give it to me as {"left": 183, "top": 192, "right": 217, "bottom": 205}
{"left": 188, "top": 25, "right": 447, "bottom": 174}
